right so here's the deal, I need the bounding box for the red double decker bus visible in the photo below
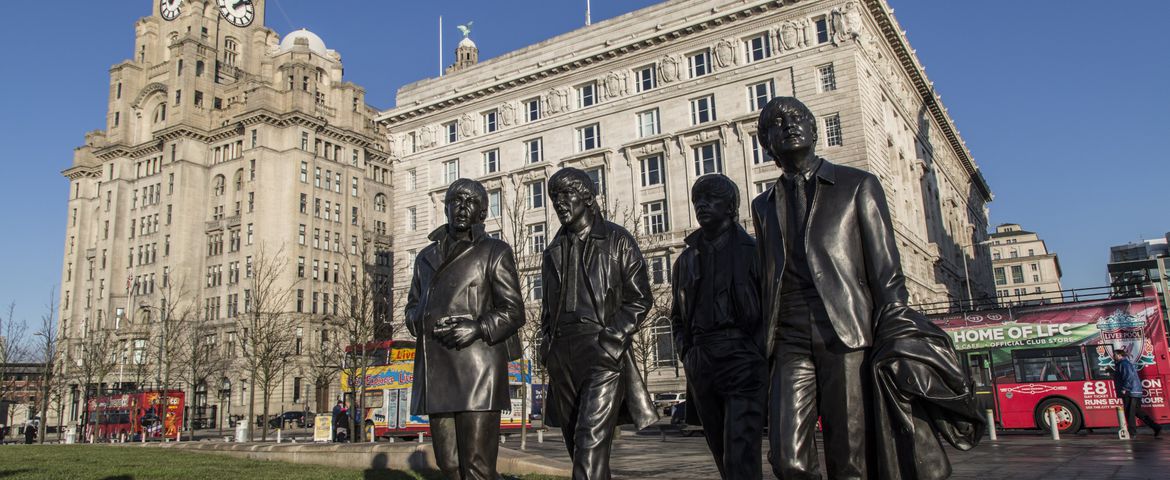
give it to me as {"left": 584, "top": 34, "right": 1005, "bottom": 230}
{"left": 927, "top": 286, "right": 1169, "bottom": 434}
{"left": 84, "top": 389, "right": 185, "bottom": 440}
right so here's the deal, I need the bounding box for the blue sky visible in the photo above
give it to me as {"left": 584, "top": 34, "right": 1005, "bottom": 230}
{"left": 0, "top": 0, "right": 1167, "bottom": 325}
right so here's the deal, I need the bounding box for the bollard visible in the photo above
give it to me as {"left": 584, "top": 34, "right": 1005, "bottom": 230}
{"left": 538, "top": 429, "right": 544, "bottom": 444}
{"left": 418, "top": 432, "right": 424, "bottom": 443}
{"left": 368, "top": 425, "right": 376, "bottom": 443}
{"left": 985, "top": 409, "right": 997, "bottom": 441}
{"left": 277, "top": 428, "right": 282, "bottom": 444}
{"left": 388, "top": 436, "right": 395, "bottom": 443}
{"left": 499, "top": 435, "right": 506, "bottom": 444}
{"left": 175, "top": 429, "right": 181, "bottom": 442}
{"left": 1116, "top": 406, "right": 1130, "bottom": 440}
{"left": 1047, "top": 408, "right": 1060, "bottom": 440}
{"left": 119, "top": 433, "right": 125, "bottom": 443}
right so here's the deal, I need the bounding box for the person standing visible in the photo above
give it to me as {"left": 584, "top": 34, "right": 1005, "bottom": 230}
{"left": 671, "top": 174, "right": 767, "bottom": 479}
{"left": 1112, "top": 348, "right": 1162, "bottom": 437}
{"left": 332, "top": 400, "right": 347, "bottom": 442}
{"left": 24, "top": 421, "right": 36, "bottom": 445}
{"left": 405, "top": 179, "right": 525, "bottom": 480}
{"left": 539, "top": 167, "right": 658, "bottom": 479}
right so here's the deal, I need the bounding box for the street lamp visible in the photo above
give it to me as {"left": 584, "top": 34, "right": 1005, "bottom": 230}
{"left": 960, "top": 238, "right": 994, "bottom": 310}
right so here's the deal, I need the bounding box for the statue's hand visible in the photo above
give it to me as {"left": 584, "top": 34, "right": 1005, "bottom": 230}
{"left": 435, "top": 317, "right": 481, "bottom": 350}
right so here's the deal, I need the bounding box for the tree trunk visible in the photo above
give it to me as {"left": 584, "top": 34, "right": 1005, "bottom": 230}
{"left": 247, "top": 372, "right": 256, "bottom": 441}
{"left": 261, "top": 389, "right": 270, "bottom": 441}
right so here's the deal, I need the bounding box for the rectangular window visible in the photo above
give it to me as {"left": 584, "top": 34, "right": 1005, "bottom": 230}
{"left": 528, "top": 223, "right": 547, "bottom": 254}
{"left": 642, "top": 201, "right": 668, "bottom": 235}
{"left": 994, "top": 267, "right": 1006, "bottom": 285}
{"left": 487, "top": 189, "right": 501, "bottom": 219}
{"left": 442, "top": 159, "right": 459, "bottom": 184}
{"left": 692, "top": 143, "right": 723, "bottom": 175}
{"left": 300, "top": 161, "right": 308, "bottom": 182}
{"left": 444, "top": 121, "right": 458, "bottom": 143}
{"left": 688, "top": 50, "right": 710, "bottom": 78}
{"left": 635, "top": 65, "right": 657, "bottom": 92}
{"left": 407, "top": 206, "right": 417, "bottom": 231}
{"left": 527, "top": 180, "right": 545, "bottom": 209}
{"left": 824, "top": 114, "right": 844, "bottom": 146}
{"left": 576, "top": 124, "right": 600, "bottom": 151}
{"left": 640, "top": 155, "right": 664, "bottom": 187}
{"left": 649, "top": 256, "right": 670, "bottom": 285}
{"left": 747, "top": 80, "right": 774, "bottom": 112}
{"left": 814, "top": 16, "right": 830, "bottom": 44}
{"left": 525, "top": 138, "right": 543, "bottom": 164}
{"left": 578, "top": 82, "right": 597, "bottom": 108}
{"left": 744, "top": 33, "right": 771, "bottom": 63}
{"left": 406, "top": 168, "right": 417, "bottom": 191}
{"left": 525, "top": 98, "right": 541, "bottom": 122}
{"left": 528, "top": 274, "right": 544, "bottom": 301}
{"left": 690, "top": 95, "right": 716, "bottom": 125}
{"left": 1013, "top": 348, "right": 1086, "bottom": 382}
{"left": 636, "top": 109, "right": 659, "bottom": 138}
{"left": 755, "top": 180, "right": 776, "bottom": 195}
{"left": 1011, "top": 265, "right": 1025, "bottom": 284}
{"left": 818, "top": 63, "right": 838, "bottom": 92}
{"left": 483, "top": 149, "right": 499, "bottom": 174}
{"left": 586, "top": 167, "right": 606, "bottom": 196}
{"left": 751, "top": 134, "right": 767, "bottom": 165}
{"left": 482, "top": 110, "right": 498, "bottom": 133}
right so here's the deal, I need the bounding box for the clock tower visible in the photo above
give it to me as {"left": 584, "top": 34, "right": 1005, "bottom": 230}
{"left": 60, "top": 0, "right": 389, "bottom": 430}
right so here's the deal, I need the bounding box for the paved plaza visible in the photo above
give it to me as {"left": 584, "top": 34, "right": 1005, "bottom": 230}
{"left": 513, "top": 425, "right": 1170, "bottom": 479}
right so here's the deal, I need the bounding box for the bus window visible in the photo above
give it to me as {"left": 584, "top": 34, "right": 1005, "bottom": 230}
{"left": 1012, "top": 347, "right": 1086, "bottom": 383}
{"left": 1084, "top": 345, "right": 1115, "bottom": 380}
{"left": 966, "top": 352, "right": 991, "bottom": 388}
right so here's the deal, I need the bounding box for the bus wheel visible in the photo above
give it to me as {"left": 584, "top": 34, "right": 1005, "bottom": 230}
{"left": 1035, "top": 398, "right": 1082, "bottom": 434}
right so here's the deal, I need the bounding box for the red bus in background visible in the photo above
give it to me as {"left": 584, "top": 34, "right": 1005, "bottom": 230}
{"left": 84, "top": 390, "right": 185, "bottom": 440}
{"left": 927, "top": 286, "right": 1170, "bottom": 434}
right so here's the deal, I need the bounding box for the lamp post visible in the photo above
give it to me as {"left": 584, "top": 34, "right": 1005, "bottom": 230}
{"left": 961, "top": 238, "right": 994, "bottom": 310}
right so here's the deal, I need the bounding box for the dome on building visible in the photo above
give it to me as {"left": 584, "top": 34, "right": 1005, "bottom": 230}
{"left": 279, "top": 29, "right": 330, "bottom": 57}
{"left": 458, "top": 36, "right": 477, "bottom": 49}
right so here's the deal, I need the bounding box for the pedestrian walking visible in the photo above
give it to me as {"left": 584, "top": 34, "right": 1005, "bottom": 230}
{"left": 23, "top": 422, "right": 36, "bottom": 445}
{"left": 1112, "top": 348, "right": 1162, "bottom": 438}
{"left": 332, "top": 400, "right": 348, "bottom": 442}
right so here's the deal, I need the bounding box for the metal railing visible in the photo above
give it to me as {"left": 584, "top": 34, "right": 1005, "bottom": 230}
{"left": 911, "top": 282, "right": 1148, "bottom": 316}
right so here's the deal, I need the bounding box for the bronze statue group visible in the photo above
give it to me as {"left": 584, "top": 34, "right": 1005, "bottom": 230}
{"left": 404, "top": 97, "right": 983, "bottom": 480}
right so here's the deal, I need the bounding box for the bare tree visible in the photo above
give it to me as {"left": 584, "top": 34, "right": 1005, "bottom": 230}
{"left": 175, "top": 293, "right": 228, "bottom": 434}
{"left": 0, "top": 302, "right": 29, "bottom": 432}
{"left": 334, "top": 231, "right": 395, "bottom": 442}
{"left": 304, "top": 323, "right": 340, "bottom": 418}
{"left": 74, "top": 328, "right": 118, "bottom": 442}
{"left": 34, "top": 290, "right": 60, "bottom": 443}
{"left": 235, "top": 243, "right": 299, "bottom": 441}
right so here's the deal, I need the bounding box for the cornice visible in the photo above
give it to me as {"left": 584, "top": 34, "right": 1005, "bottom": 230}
{"left": 378, "top": 0, "right": 783, "bottom": 124}
{"left": 864, "top": 0, "right": 992, "bottom": 201}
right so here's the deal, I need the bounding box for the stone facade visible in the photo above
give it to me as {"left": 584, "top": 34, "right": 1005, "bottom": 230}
{"left": 989, "top": 223, "right": 1063, "bottom": 305}
{"left": 59, "top": 0, "right": 389, "bottom": 427}
{"left": 378, "top": 0, "right": 994, "bottom": 393}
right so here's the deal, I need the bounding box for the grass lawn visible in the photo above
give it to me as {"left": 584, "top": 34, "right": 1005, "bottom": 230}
{"left": 0, "top": 445, "right": 565, "bottom": 480}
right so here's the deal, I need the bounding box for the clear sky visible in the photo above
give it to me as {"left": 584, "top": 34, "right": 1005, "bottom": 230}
{"left": 0, "top": 0, "right": 1167, "bottom": 326}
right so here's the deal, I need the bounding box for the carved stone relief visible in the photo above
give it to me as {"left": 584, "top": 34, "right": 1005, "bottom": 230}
{"left": 713, "top": 39, "right": 737, "bottom": 68}
{"left": 546, "top": 88, "right": 569, "bottom": 114}
{"left": 603, "top": 70, "right": 628, "bottom": 99}
{"left": 386, "top": 133, "right": 398, "bottom": 158}
{"left": 418, "top": 126, "right": 436, "bottom": 149}
{"left": 499, "top": 102, "right": 516, "bottom": 126}
{"left": 459, "top": 113, "right": 476, "bottom": 138}
{"left": 658, "top": 55, "right": 681, "bottom": 83}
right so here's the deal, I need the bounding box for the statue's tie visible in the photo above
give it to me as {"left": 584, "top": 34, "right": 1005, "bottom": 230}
{"left": 793, "top": 175, "right": 808, "bottom": 238}
{"left": 563, "top": 236, "right": 579, "bottom": 312}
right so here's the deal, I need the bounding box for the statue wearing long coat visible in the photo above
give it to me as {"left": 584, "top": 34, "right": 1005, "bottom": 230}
{"left": 405, "top": 224, "right": 525, "bottom": 415}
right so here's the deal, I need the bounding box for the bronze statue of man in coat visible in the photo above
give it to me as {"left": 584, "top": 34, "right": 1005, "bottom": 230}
{"left": 753, "top": 97, "right": 980, "bottom": 479}
{"left": 672, "top": 174, "right": 767, "bottom": 480}
{"left": 405, "top": 178, "right": 525, "bottom": 480}
{"left": 539, "top": 167, "right": 659, "bottom": 480}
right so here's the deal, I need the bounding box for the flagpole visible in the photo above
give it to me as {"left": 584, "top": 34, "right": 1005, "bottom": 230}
{"left": 586, "top": 0, "right": 591, "bottom": 26}
{"left": 439, "top": 16, "right": 444, "bottom": 77}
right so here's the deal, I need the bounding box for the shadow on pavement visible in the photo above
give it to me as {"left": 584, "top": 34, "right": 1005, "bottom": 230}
{"left": 363, "top": 452, "right": 443, "bottom": 480}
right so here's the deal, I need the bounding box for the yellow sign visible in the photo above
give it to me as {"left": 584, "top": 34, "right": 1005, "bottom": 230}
{"left": 341, "top": 363, "right": 414, "bottom": 391}
{"left": 313, "top": 414, "right": 333, "bottom": 442}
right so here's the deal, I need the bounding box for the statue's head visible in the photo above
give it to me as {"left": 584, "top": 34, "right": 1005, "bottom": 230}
{"left": 548, "top": 168, "right": 598, "bottom": 228}
{"left": 757, "top": 96, "right": 818, "bottom": 171}
{"left": 444, "top": 178, "right": 488, "bottom": 232}
{"left": 691, "top": 174, "right": 739, "bottom": 231}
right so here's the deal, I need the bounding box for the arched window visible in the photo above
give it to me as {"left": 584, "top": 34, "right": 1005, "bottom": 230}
{"left": 196, "top": 60, "right": 205, "bottom": 77}
{"left": 152, "top": 103, "right": 166, "bottom": 124}
{"left": 223, "top": 37, "right": 239, "bottom": 67}
{"left": 212, "top": 175, "right": 226, "bottom": 196}
{"left": 374, "top": 193, "right": 386, "bottom": 212}
{"left": 233, "top": 169, "right": 244, "bottom": 191}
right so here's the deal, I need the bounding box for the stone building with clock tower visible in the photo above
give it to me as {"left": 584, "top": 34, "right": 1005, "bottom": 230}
{"left": 59, "top": 0, "right": 390, "bottom": 430}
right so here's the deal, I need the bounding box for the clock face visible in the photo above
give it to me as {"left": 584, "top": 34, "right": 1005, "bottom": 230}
{"left": 160, "top": 0, "right": 182, "bottom": 21}
{"left": 217, "top": 0, "right": 255, "bottom": 27}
